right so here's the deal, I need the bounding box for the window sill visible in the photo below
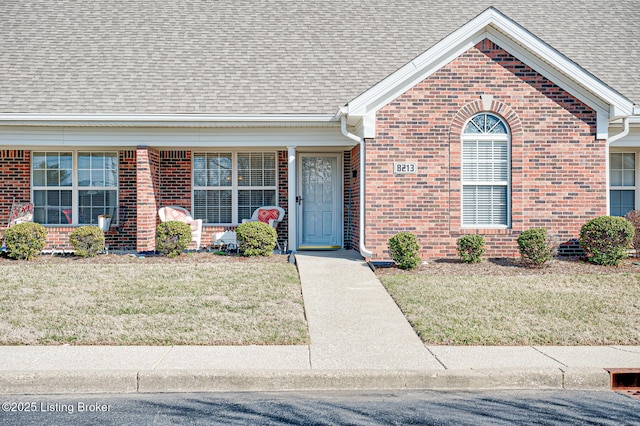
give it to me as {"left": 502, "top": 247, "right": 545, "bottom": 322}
{"left": 459, "top": 227, "right": 512, "bottom": 235}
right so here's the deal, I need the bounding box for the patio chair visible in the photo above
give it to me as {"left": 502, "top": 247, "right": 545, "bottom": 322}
{"left": 242, "top": 205, "right": 285, "bottom": 251}
{"left": 2, "top": 200, "right": 34, "bottom": 251}
{"left": 157, "top": 206, "right": 203, "bottom": 250}
{"left": 8, "top": 201, "right": 34, "bottom": 227}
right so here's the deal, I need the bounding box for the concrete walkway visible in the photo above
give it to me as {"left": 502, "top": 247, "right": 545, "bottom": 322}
{"left": 296, "top": 250, "right": 440, "bottom": 370}
{"left": 0, "top": 250, "right": 639, "bottom": 394}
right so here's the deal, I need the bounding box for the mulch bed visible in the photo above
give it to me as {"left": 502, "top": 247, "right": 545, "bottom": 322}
{"left": 0, "top": 251, "right": 291, "bottom": 265}
{"left": 374, "top": 256, "right": 640, "bottom": 276}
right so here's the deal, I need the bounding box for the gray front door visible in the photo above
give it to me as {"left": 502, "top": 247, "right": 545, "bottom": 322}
{"left": 298, "top": 154, "right": 342, "bottom": 249}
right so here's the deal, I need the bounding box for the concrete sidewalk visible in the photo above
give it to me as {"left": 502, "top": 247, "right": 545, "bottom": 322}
{"left": 0, "top": 250, "right": 639, "bottom": 394}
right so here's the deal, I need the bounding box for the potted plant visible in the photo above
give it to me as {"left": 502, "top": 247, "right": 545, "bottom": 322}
{"left": 98, "top": 214, "right": 111, "bottom": 232}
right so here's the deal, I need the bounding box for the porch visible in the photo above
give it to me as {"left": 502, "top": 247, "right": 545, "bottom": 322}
{"left": 0, "top": 124, "right": 360, "bottom": 254}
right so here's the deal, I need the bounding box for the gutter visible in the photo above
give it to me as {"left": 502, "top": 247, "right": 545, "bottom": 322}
{"left": 340, "top": 114, "right": 374, "bottom": 259}
{"left": 606, "top": 116, "right": 636, "bottom": 215}
{"left": 607, "top": 117, "right": 631, "bottom": 145}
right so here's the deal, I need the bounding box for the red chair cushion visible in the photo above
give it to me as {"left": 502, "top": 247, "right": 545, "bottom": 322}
{"left": 257, "top": 209, "right": 279, "bottom": 224}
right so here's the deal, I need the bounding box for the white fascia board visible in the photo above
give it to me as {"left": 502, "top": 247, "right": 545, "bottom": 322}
{"left": 487, "top": 12, "right": 633, "bottom": 117}
{"left": 483, "top": 28, "right": 611, "bottom": 139}
{"left": 0, "top": 125, "right": 355, "bottom": 148}
{"left": 0, "top": 114, "right": 338, "bottom": 128}
{"left": 346, "top": 10, "right": 491, "bottom": 116}
{"left": 345, "top": 7, "right": 633, "bottom": 127}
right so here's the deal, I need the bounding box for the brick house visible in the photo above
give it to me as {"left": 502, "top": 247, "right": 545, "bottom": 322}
{"left": 1, "top": 2, "right": 639, "bottom": 260}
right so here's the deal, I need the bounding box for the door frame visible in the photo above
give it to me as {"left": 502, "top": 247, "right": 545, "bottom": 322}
{"left": 296, "top": 152, "right": 343, "bottom": 250}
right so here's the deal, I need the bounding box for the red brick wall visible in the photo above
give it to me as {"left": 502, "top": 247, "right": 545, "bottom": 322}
{"left": 365, "top": 39, "right": 604, "bottom": 260}
{"left": 159, "top": 150, "right": 191, "bottom": 207}
{"left": 136, "top": 146, "right": 160, "bottom": 252}
{"left": 108, "top": 150, "right": 137, "bottom": 250}
{"left": 276, "top": 150, "right": 288, "bottom": 251}
{"left": 344, "top": 148, "right": 360, "bottom": 250}
{"left": 0, "top": 150, "right": 30, "bottom": 217}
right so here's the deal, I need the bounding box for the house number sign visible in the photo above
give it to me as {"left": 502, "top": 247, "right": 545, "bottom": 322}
{"left": 393, "top": 162, "right": 417, "bottom": 175}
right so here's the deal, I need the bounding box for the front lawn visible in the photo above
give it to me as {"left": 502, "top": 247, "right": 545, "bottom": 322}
{"left": 380, "top": 260, "right": 640, "bottom": 345}
{"left": 0, "top": 255, "right": 308, "bottom": 345}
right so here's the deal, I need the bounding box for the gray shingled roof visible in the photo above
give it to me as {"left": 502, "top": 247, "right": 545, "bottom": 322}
{"left": 1, "top": 0, "right": 638, "bottom": 115}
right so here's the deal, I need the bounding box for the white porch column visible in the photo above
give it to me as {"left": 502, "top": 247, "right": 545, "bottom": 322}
{"left": 287, "top": 146, "right": 297, "bottom": 252}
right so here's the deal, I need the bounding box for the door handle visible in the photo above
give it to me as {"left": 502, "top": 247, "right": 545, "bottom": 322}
{"left": 296, "top": 196, "right": 303, "bottom": 205}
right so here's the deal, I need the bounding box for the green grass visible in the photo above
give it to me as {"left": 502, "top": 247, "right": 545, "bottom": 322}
{"left": 0, "top": 262, "right": 308, "bottom": 345}
{"left": 381, "top": 273, "right": 640, "bottom": 345}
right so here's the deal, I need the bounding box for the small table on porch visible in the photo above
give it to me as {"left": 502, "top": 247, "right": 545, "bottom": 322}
{"left": 212, "top": 230, "right": 237, "bottom": 252}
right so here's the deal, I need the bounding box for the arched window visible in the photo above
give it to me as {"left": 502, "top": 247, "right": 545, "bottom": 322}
{"left": 461, "top": 113, "right": 510, "bottom": 227}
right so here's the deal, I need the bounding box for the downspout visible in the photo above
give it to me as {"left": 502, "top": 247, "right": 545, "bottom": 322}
{"left": 606, "top": 117, "right": 630, "bottom": 215}
{"left": 341, "top": 114, "right": 374, "bottom": 258}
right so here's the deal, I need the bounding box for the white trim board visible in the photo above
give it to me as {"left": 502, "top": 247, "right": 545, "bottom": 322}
{"left": 0, "top": 114, "right": 338, "bottom": 126}
{"left": 0, "top": 126, "right": 355, "bottom": 148}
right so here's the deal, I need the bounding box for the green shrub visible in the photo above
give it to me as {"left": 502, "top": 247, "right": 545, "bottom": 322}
{"left": 388, "top": 232, "right": 421, "bottom": 270}
{"left": 457, "top": 234, "right": 486, "bottom": 263}
{"left": 517, "top": 228, "right": 553, "bottom": 267}
{"left": 579, "top": 216, "right": 634, "bottom": 266}
{"left": 236, "top": 221, "right": 277, "bottom": 256}
{"left": 156, "top": 221, "right": 192, "bottom": 257}
{"left": 4, "top": 222, "right": 47, "bottom": 260}
{"left": 69, "top": 226, "right": 105, "bottom": 258}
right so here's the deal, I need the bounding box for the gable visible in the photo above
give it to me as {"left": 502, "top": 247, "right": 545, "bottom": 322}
{"left": 344, "top": 7, "right": 633, "bottom": 140}
{"left": 378, "top": 40, "right": 597, "bottom": 136}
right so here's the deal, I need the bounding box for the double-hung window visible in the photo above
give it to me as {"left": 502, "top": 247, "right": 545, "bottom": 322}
{"left": 32, "top": 152, "right": 118, "bottom": 225}
{"left": 193, "top": 152, "right": 277, "bottom": 224}
{"left": 461, "top": 113, "right": 510, "bottom": 227}
{"left": 609, "top": 152, "right": 636, "bottom": 217}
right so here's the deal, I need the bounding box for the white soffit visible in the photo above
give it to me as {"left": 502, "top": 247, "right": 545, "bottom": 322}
{"left": 0, "top": 125, "right": 354, "bottom": 148}
{"left": 345, "top": 7, "right": 634, "bottom": 139}
{"left": 0, "top": 114, "right": 338, "bottom": 127}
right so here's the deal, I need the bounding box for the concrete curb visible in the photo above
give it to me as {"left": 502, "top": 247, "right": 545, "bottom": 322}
{"left": 0, "top": 368, "right": 612, "bottom": 395}
{"left": 0, "top": 371, "right": 138, "bottom": 395}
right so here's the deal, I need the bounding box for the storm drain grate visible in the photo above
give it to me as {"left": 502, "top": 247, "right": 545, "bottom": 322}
{"left": 606, "top": 368, "right": 640, "bottom": 400}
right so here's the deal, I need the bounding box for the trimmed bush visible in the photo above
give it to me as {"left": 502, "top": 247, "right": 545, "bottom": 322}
{"left": 388, "top": 232, "right": 421, "bottom": 270}
{"left": 236, "top": 222, "right": 278, "bottom": 256}
{"left": 69, "top": 226, "right": 105, "bottom": 258}
{"left": 517, "top": 228, "right": 553, "bottom": 267}
{"left": 156, "top": 221, "right": 192, "bottom": 258}
{"left": 235, "top": 221, "right": 277, "bottom": 256}
{"left": 625, "top": 210, "right": 640, "bottom": 258}
{"left": 579, "top": 216, "right": 634, "bottom": 266}
{"left": 4, "top": 222, "right": 47, "bottom": 260}
{"left": 457, "top": 234, "right": 486, "bottom": 263}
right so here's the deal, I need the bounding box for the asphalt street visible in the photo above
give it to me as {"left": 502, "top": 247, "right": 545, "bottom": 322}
{"left": 0, "top": 390, "right": 638, "bottom": 425}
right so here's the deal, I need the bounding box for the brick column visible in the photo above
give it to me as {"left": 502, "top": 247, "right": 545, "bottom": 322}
{"left": 136, "top": 146, "right": 160, "bottom": 252}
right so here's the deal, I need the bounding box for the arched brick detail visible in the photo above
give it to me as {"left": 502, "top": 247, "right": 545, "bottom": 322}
{"left": 448, "top": 100, "right": 524, "bottom": 233}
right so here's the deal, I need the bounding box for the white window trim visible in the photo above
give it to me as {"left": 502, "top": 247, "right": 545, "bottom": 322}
{"left": 460, "top": 116, "right": 511, "bottom": 229}
{"left": 609, "top": 150, "right": 638, "bottom": 214}
{"left": 31, "top": 150, "right": 119, "bottom": 226}
{"left": 192, "top": 151, "right": 279, "bottom": 226}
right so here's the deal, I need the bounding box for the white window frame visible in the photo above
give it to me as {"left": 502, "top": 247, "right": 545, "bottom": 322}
{"left": 609, "top": 150, "right": 638, "bottom": 216}
{"left": 461, "top": 114, "right": 511, "bottom": 228}
{"left": 192, "top": 151, "right": 278, "bottom": 226}
{"left": 31, "top": 150, "right": 119, "bottom": 226}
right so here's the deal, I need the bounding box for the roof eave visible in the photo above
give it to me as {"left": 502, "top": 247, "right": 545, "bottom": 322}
{"left": 0, "top": 113, "right": 340, "bottom": 128}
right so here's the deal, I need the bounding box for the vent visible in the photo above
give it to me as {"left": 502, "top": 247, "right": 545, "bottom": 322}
{"left": 607, "top": 368, "right": 640, "bottom": 400}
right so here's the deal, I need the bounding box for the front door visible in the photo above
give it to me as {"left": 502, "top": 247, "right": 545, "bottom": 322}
{"left": 297, "top": 154, "right": 342, "bottom": 249}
